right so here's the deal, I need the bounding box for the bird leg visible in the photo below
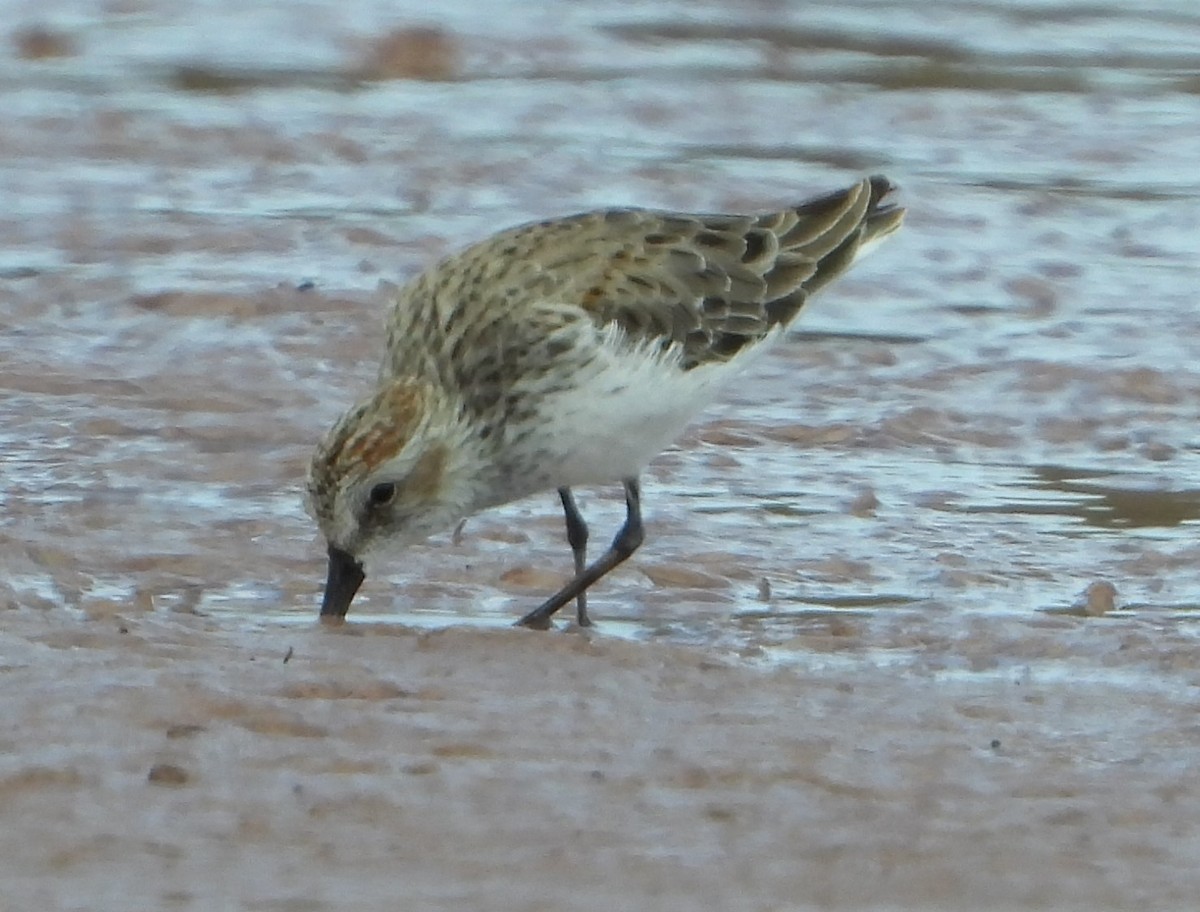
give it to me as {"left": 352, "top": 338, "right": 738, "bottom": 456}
{"left": 557, "top": 487, "right": 591, "bottom": 626}
{"left": 516, "top": 479, "right": 643, "bottom": 629}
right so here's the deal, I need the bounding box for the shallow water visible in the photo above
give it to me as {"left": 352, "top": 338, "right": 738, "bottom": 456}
{"left": 3, "top": 0, "right": 1199, "bottom": 647}
{"left": 3, "top": 2, "right": 1200, "bottom": 907}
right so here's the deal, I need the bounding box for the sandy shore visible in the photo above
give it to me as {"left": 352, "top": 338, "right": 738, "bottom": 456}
{"left": 4, "top": 1, "right": 1200, "bottom": 908}
{"left": 4, "top": 607, "right": 1198, "bottom": 910}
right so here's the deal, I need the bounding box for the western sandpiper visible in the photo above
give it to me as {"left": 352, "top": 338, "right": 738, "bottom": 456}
{"left": 307, "top": 175, "right": 904, "bottom": 628}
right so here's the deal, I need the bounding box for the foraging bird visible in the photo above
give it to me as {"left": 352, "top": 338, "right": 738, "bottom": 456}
{"left": 306, "top": 175, "right": 904, "bottom": 628}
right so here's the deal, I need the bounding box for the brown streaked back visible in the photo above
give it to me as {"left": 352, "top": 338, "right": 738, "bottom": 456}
{"left": 438, "top": 175, "right": 904, "bottom": 370}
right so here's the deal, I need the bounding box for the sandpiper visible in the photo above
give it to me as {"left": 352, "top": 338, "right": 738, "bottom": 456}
{"left": 306, "top": 175, "right": 904, "bottom": 628}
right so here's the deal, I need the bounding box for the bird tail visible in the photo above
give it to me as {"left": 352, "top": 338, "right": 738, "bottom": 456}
{"left": 791, "top": 174, "right": 904, "bottom": 298}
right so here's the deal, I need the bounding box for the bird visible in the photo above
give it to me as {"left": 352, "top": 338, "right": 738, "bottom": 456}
{"left": 306, "top": 175, "right": 904, "bottom": 628}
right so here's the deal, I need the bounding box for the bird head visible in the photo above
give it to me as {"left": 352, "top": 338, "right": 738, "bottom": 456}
{"left": 305, "top": 378, "right": 475, "bottom": 618}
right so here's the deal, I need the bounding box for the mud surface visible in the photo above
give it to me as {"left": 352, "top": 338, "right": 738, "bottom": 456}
{"left": 2, "top": 0, "right": 1200, "bottom": 908}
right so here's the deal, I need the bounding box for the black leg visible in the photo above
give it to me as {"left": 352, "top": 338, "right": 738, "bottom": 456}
{"left": 517, "top": 479, "right": 644, "bottom": 629}
{"left": 557, "top": 487, "right": 591, "bottom": 626}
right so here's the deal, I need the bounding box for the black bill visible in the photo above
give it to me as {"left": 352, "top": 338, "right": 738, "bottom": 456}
{"left": 320, "top": 544, "right": 365, "bottom": 617}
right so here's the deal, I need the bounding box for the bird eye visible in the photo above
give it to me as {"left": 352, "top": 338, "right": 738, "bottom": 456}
{"left": 368, "top": 482, "right": 396, "bottom": 507}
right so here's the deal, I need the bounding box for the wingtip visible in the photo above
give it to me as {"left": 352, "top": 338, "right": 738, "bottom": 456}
{"left": 866, "top": 174, "right": 900, "bottom": 209}
{"left": 863, "top": 174, "right": 905, "bottom": 239}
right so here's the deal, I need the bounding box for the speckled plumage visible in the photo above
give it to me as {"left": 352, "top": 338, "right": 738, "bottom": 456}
{"left": 306, "top": 175, "right": 904, "bottom": 626}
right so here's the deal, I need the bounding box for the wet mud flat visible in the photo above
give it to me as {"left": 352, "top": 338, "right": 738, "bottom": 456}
{"left": 3, "top": 0, "right": 1200, "bottom": 908}
{"left": 4, "top": 609, "right": 1200, "bottom": 911}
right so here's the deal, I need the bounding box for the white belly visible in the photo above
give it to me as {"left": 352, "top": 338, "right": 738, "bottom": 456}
{"left": 522, "top": 331, "right": 772, "bottom": 489}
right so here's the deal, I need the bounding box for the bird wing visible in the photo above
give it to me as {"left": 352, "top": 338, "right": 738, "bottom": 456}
{"left": 479, "top": 175, "right": 903, "bottom": 369}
